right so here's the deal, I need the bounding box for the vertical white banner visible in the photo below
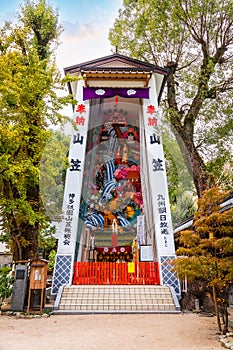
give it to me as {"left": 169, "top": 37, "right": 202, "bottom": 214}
{"left": 57, "top": 79, "right": 90, "bottom": 255}
{"left": 142, "top": 75, "right": 176, "bottom": 257}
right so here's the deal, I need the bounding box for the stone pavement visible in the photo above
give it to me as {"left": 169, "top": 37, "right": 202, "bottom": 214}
{"left": 219, "top": 307, "right": 233, "bottom": 349}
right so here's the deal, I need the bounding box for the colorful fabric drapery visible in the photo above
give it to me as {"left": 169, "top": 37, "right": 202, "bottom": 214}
{"left": 83, "top": 87, "right": 150, "bottom": 100}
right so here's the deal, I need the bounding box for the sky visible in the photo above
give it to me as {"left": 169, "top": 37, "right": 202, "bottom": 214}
{"left": 0, "top": 0, "right": 122, "bottom": 72}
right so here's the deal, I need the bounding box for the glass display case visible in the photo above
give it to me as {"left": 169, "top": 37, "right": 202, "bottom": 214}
{"left": 77, "top": 98, "right": 144, "bottom": 260}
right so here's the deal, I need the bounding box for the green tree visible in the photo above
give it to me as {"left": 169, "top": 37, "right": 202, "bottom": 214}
{"left": 38, "top": 224, "right": 57, "bottom": 260}
{"left": 109, "top": 0, "right": 233, "bottom": 197}
{"left": 163, "top": 130, "right": 196, "bottom": 224}
{"left": 39, "top": 130, "right": 70, "bottom": 221}
{"left": 171, "top": 191, "right": 197, "bottom": 226}
{"left": 0, "top": 0, "right": 73, "bottom": 261}
{"left": 174, "top": 187, "right": 233, "bottom": 334}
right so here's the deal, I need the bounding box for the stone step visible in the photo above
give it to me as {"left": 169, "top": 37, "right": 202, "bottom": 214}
{"left": 62, "top": 296, "right": 172, "bottom": 301}
{"left": 61, "top": 289, "right": 172, "bottom": 294}
{"left": 59, "top": 300, "right": 174, "bottom": 309}
{"left": 61, "top": 291, "right": 173, "bottom": 297}
{"left": 54, "top": 285, "right": 181, "bottom": 314}
{"left": 61, "top": 294, "right": 172, "bottom": 299}
{"left": 65, "top": 285, "right": 170, "bottom": 291}
{"left": 58, "top": 304, "right": 176, "bottom": 311}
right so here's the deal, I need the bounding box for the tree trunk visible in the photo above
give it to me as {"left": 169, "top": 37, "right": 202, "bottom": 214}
{"left": 6, "top": 181, "right": 40, "bottom": 261}
{"left": 175, "top": 128, "right": 211, "bottom": 197}
{"left": 212, "top": 284, "right": 222, "bottom": 333}
{"left": 20, "top": 223, "right": 39, "bottom": 260}
{"left": 21, "top": 183, "right": 40, "bottom": 260}
{"left": 12, "top": 235, "right": 22, "bottom": 262}
{"left": 219, "top": 288, "right": 229, "bottom": 335}
{"left": 222, "top": 304, "right": 229, "bottom": 335}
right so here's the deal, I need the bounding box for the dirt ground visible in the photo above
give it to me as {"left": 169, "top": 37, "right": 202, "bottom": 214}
{"left": 0, "top": 312, "right": 223, "bottom": 350}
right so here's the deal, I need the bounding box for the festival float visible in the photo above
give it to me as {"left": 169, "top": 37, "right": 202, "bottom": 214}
{"left": 51, "top": 53, "right": 180, "bottom": 298}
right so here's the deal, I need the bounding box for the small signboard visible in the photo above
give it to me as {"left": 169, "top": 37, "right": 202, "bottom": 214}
{"left": 128, "top": 262, "right": 135, "bottom": 273}
{"left": 140, "top": 245, "right": 153, "bottom": 262}
{"left": 137, "top": 215, "right": 145, "bottom": 245}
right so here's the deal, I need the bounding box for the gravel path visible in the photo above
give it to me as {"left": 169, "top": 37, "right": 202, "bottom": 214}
{"left": 0, "top": 313, "right": 222, "bottom": 350}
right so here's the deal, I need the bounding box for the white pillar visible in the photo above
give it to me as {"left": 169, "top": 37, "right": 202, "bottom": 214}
{"left": 52, "top": 80, "right": 90, "bottom": 295}
{"left": 142, "top": 75, "right": 181, "bottom": 296}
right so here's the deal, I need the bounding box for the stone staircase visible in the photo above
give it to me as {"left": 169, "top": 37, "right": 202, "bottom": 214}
{"left": 53, "top": 285, "right": 181, "bottom": 314}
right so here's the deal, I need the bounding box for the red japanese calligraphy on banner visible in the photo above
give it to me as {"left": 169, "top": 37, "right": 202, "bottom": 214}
{"left": 76, "top": 104, "right": 86, "bottom": 113}
{"left": 75, "top": 116, "right": 85, "bottom": 125}
{"left": 148, "top": 116, "right": 158, "bottom": 126}
{"left": 147, "top": 105, "right": 156, "bottom": 115}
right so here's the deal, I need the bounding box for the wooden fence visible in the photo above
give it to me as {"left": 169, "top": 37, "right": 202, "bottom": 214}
{"left": 73, "top": 262, "right": 160, "bottom": 285}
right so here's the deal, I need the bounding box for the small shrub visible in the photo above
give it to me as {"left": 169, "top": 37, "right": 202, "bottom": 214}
{"left": 48, "top": 250, "right": 56, "bottom": 273}
{"left": 0, "top": 267, "right": 14, "bottom": 305}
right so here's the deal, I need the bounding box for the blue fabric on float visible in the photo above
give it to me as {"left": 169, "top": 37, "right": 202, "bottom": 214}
{"left": 105, "top": 123, "right": 118, "bottom": 156}
{"left": 85, "top": 212, "right": 104, "bottom": 229}
{"left": 103, "top": 155, "right": 115, "bottom": 181}
{"left": 85, "top": 220, "right": 95, "bottom": 230}
{"left": 99, "top": 179, "right": 116, "bottom": 204}
{"left": 91, "top": 213, "right": 104, "bottom": 226}
{"left": 116, "top": 215, "right": 130, "bottom": 227}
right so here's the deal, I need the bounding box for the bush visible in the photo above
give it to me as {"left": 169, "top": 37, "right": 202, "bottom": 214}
{"left": 48, "top": 250, "right": 56, "bottom": 273}
{"left": 0, "top": 267, "right": 14, "bottom": 305}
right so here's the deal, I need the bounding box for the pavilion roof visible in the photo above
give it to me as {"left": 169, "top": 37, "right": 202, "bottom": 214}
{"left": 64, "top": 53, "right": 169, "bottom": 104}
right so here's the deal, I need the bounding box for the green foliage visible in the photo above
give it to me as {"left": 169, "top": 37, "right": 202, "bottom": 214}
{"left": 171, "top": 191, "right": 197, "bottom": 226}
{"left": 163, "top": 131, "right": 193, "bottom": 198}
{"left": 110, "top": 0, "right": 233, "bottom": 196}
{"left": 38, "top": 225, "right": 56, "bottom": 251}
{"left": 174, "top": 187, "right": 233, "bottom": 332}
{"left": 206, "top": 155, "right": 233, "bottom": 191}
{"left": 0, "top": 267, "right": 14, "bottom": 306}
{"left": 39, "top": 130, "right": 70, "bottom": 220}
{"left": 0, "top": 0, "right": 72, "bottom": 261}
{"left": 162, "top": 130, "right": 196, "bottom": 224}
{"left": 48, "top": 249, "right": 56, "bottom": 273}
{"left": 19, "top": 0, "right": 63, "bottom": 60}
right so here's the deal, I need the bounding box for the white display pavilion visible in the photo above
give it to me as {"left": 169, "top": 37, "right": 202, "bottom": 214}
{"left": 51, "top": 53, "right": 180, "bottom": 298}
